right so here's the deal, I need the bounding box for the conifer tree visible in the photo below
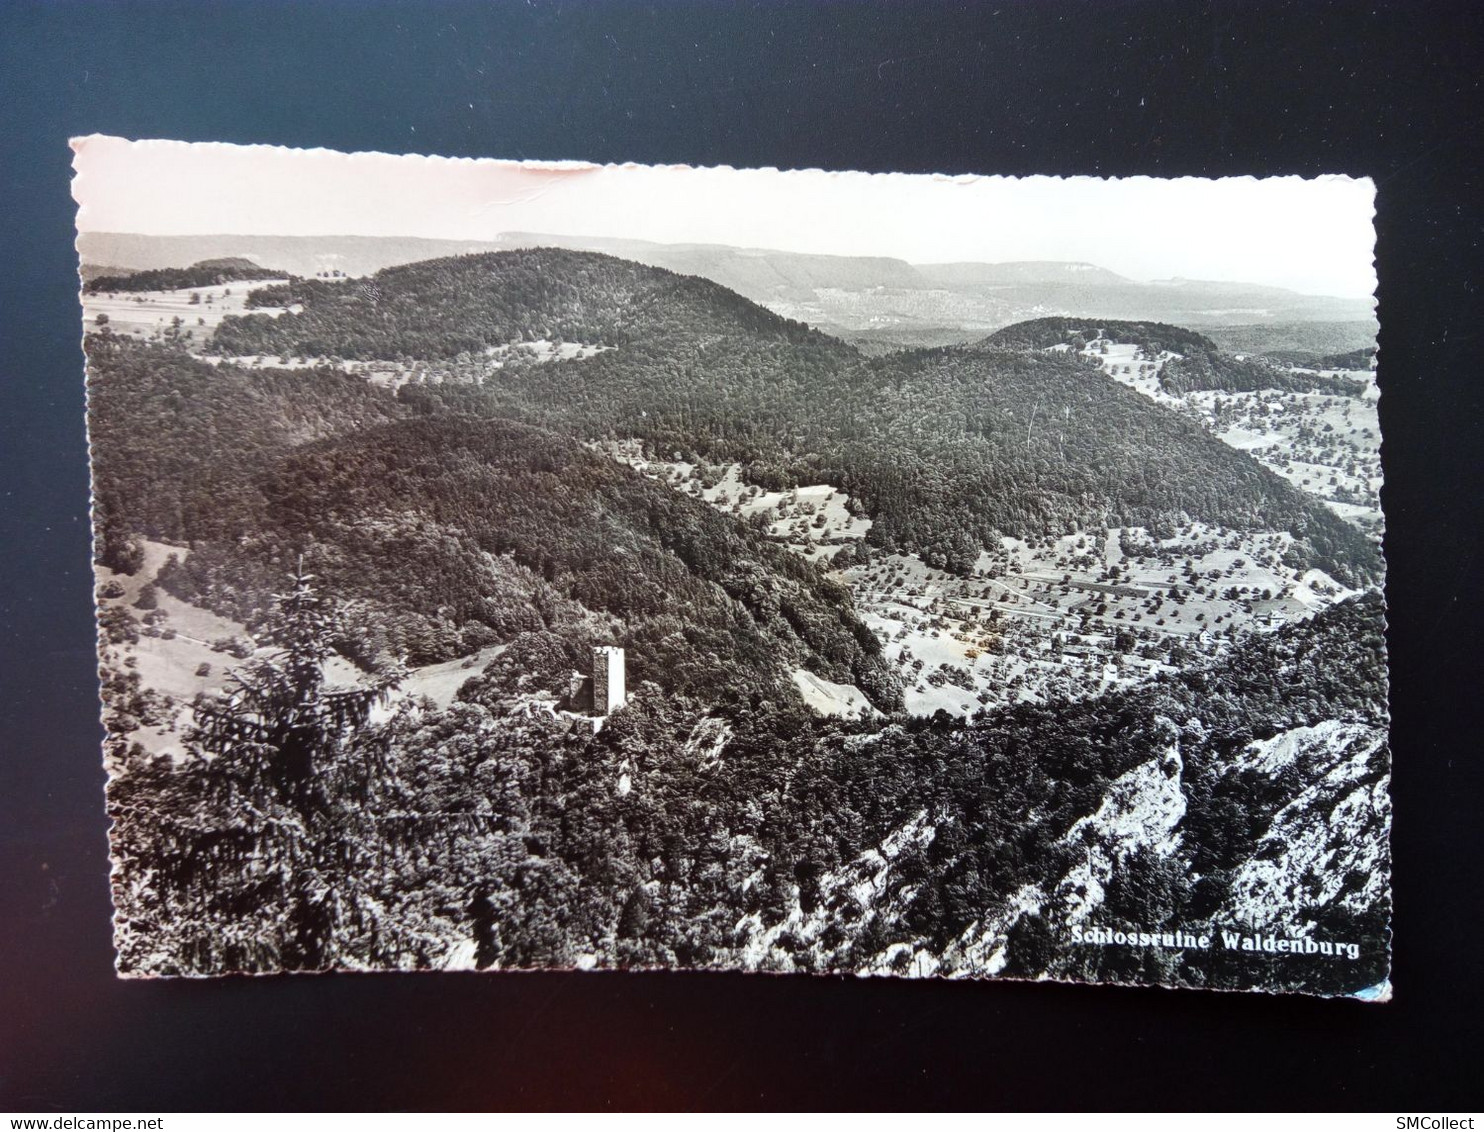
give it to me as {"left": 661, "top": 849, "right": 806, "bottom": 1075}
{"left": 171, "top": 565, "right": 405, "bottom": 970}
{"left": 192, "top": 565, "right": 401, "bottom": 812}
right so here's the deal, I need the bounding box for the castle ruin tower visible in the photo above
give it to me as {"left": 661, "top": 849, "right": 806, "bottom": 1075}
{"left": 593, "top": 646, "right": 626, "bottom": 715}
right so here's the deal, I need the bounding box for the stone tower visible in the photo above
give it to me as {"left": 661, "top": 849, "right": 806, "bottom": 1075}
{"left": 592, "top": 646, "right": 626, "bottom": 715}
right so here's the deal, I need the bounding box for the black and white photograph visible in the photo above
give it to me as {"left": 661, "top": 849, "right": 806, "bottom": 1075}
{"left": 74, "top": 137, "right": 1390, "bottom": 998}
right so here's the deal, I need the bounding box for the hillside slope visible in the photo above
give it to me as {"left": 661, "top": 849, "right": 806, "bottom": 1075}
{"left": 86, "top": 258, "right": 288, "bottom": 293}
{"left": 84, "top": 334, "right": 899, "bottom": 711}
{"left": 171, "top": 415, "right": 902, "bottom": 709}
{"left": 206, "top": 251, "right": 1379, "bottom": 583}
{"left": 428, "top": 338, "right": 1379, "bottom": 583}
{"left": 212, "top": 248, "right": 836, "bottom": 359}
{"left": 840, "top": 343, "right": 1378, "bottom": 581}
{"left": 86, "top": 333, "right": 405, "bottom": 568}
{"left": 982, "top": 317, "right": 1360, "bottom": 394}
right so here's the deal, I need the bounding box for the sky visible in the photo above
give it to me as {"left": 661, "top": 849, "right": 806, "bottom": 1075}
{"left": 71, "top": 136, "right": 1378, "bottom": 298}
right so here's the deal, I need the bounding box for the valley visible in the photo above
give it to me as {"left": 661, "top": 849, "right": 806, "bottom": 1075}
{"left": 604, "top": 444, "right": 1354, "bottom": 717}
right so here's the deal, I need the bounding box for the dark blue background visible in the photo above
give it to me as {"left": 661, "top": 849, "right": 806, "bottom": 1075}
{"left": 2, "top": 0, "right": 1480, "bottom": 1111}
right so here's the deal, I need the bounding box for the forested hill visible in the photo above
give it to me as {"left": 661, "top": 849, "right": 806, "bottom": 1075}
{"left": 842, "top": 344, "right": 1378, "bottom": 581}
{"left": 985, "top": 316, "right": 1221, "bottom": 356}
{"left": 1312, "top": 346, "right": 1378, "bottom": 371}
{"left": 414, "top": 337, "right": 1381, "bottom": 584}
{"left": 86, "top": 333, "right": 405, "bottom": 571}
{"left": 209, "top": 250, "right": 1378, "bottom": 583}
{"left": 983, "top": 316, "right": 1362, "bottom": 395}
{"left": 211, "top": 248, "right": 839, "bottom": 359}
{"left": 85, "top": 335, "right": 898, "bottom": 710}
{"left": 170, "top": 416, "right": 900, "bottom": 711}
{"left": 86, "top": 258, "right": 286, "bottom": 293}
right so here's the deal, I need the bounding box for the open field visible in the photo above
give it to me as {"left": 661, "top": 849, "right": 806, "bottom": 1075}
{"left": 95, "top": 540, "right": 507, "bottom": 765}
{"left": 202, "top": 337, "right": 613, "bottom": 387}
{"left": 602, "top": 451, "right": 1352, "bottom": 717}
{"left": 1199, "top": 383, "right": 1383, "bottom": 534}
{"left": 82, "top": 279, "right": 295, "bottom": 341}
{"left": 1068, "top": 338, "right": 1382, "bottom": 535}
{"left": 599, "top": 442, "right": 872, "bottom": 565}
{"left": 845, "top": 522, "right": 1349, "bottom": 715}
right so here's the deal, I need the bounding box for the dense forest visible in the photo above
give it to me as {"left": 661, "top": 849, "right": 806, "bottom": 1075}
{"left": 410, "top": 338, "right": 1377, "bottom": 582}
{"left": 86, "top": 334, "right": 897, "bottom": 709}
{"left": 109, "top": 575, "right": 1388, "bottom": 994}
{"left": 206, "top": 251, "right": 1377, "bottom": 583}
{"left": 1312, "top": 346, "right": 1378, "bottom": 371}
{"left": 160, "top": 414, "right": 902, "bottom": 707}
{"left": 85, "top": 334, "right": 405, "bottom": 571}
{"left": 985, "top": 316, "right": 1223, "bottom": 356}
{"left": 86, "top": 257, "right": 286, "bottom": 293}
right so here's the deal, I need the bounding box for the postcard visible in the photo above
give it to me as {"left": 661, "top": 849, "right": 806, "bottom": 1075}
{"left": 73, "top": 137, "right": 1389, "bottom": 997}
